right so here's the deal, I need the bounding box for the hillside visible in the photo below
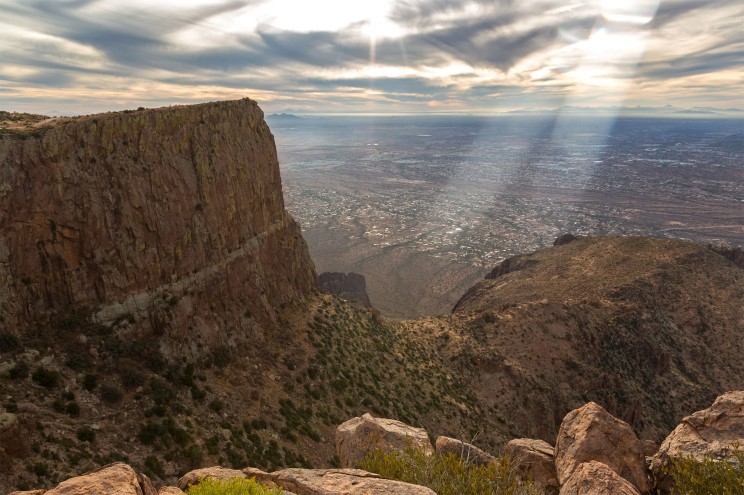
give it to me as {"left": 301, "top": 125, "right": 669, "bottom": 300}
{"left": 1, "top": 100, "right": 743, "bottom": 493}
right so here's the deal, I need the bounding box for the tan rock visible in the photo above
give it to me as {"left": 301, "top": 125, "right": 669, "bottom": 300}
{"left": 157, "top": 488, "right": 185, "bottom": 495}
{"left": 650, "top": 390, "right": 744, "bottom": 488}
{"left": 0, "top": 412, "right": 31, "bottom": 458}
{"left": 248, "top": 468, "right": 436, "bottom": 495}
{"left": 555, "top": 402, "right": 650, "bottom": 493}
{"left": 435, "top": 436, "right": 495, "bottom": 466}
{"left": 7, "top": 491, "right": 46, "bottom": 495}
{"left": 177, "top": 467, "right": 248, "bottom": 490}
{"left": 559, "top": 461, "right": 641, "bottom": 495}
{"left": 336, "top": 414, "right": 433, "bottom": 468}
{"left": 138, "top": 473, "right": 157, "bottom": 495}
{"left": 45, "top": 463, "right": 143, "bottom": 495}
{"left": 505, "top": 438, "right": 559, "bottom": 492}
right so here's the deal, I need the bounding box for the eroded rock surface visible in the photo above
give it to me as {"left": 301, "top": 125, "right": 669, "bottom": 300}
{"left": 650, "top": 391, "right": 744, "bottom": 488}
{"left": 44, "top": 463, "right": 143, "bottom": 495}
{"left": 336, "top": 413, "right": 433, "bottom": 468}
{"left": 559, "top": 461, "right": 641, "bottom": 495}
{"left": 0, "top": 99, "right": 316, "bottom": 356}
{"left": 555, "top": 402, "right": 650, "bottom": 493}
{"left": 435, "top": 436, "right": 495, "bottom": 466}
{"left": 505, "top": 438, "right": 559, "bottom": 492}
{"left": 249, "top": 467, "right": 436, "bottom": 495}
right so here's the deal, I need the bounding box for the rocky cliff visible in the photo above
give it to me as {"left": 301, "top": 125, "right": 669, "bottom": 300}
{"left": 0, "top": 99, "right": 316, "bottom": 356}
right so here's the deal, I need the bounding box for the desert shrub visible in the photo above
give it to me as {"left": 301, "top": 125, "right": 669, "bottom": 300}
{"left": 185, "top": 477, "right": 282, "bottom": 495}
{"left": 209, "top": 399, "right": 225, "bottom": 413}
{"left": 9, "top": 361, "right": 30, "bottom": 379}
{"left": 32, "top": 367, "right": 59, "bottom": 388}
{"left": 66, "top": 401, "right": 81, "bottom": 417}
{"left": 665, "top": 451, "right": 744, "bottom": 495}
{"left": 83, "top": 373, "right": 97, "bottom": 391}
{"left": 0, "top": 331, "right": 21, "bottom": 352}
{"left": 212, "top": 346, "right": 231, "bottom": 368}
{"left": 145, "top": 455, "right": 166, "bottom": 478}
{"left": 358, "top": 445, "right": 545, "bottom": 495}
{"left": 99, "top": 385, "right": 123, "bottom": 403}
{"left": 76, "top": 426, "right": 95, "bottom": 442}
{"left": 120, "top": 366, "right": 146, "bottom": 389}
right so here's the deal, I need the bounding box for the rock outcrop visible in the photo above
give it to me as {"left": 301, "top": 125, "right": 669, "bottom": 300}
{"left": 0, "top": 99, "right": 316, "bottom": 356}
{"left": 559, "top": 461, "right": 641, "bottom": 495}
{"left": 177, "top": 466, "right": 249, "bottom": 490}
{"left": 43, "top": 463, "right": 146, "bottom": 495}
{"left": 248, "top": 467, "right": 437, "bottom": 495}
{"left": 336, "top": 413, "right": 433, "bottom": 469}
{"left": 650, "top": 391, "right": 744, "bottom": 488}
{"left": 435, "top": 436, "right": 495, "bottom": 466}
{"left": 555, "top": 402, "right": 650, "bottom": 493}
{"left": 505, "top": 438, "right": 559, "bottom": 492}
{"left": 317, "top": 272, "right": 372, "bottom": 307}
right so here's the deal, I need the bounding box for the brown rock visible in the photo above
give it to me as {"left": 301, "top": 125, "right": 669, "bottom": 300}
{"left": 249, "top": 468, "right": 436, "bottom": 495}
{"left": 336, "top": 414, "right": 433, "bottom": 468}
{"left": 650, "top": 390, "right": 744, "bottom": 488}
{"left": 157, "top": 488, "right": 185, "bottom": 495}
{"left": 7, "top": 491, "right": 46, "bottom": 495}
{"left": 555, "top": 402, "right": 650, "bottom": 493}
{"left": 177, "top": 467, "right": 248, "bottom": 490}
{"left": 559, "top": 461, "right": 641, "bottom": 495}
{"left": 505, "top": 438, "right": 559, "bottom": 492}
{"left": 435, "top": 436, "right": 495, "bottom": 466}
{"left": 0, "top": 99, "right": 316, "bottom": 354}
{"left": 640, "top": 439, "right": 658, "bottom": 458}
{"left": 45, "top": 463, "right": 143, "bottom": 495}
{"left": 0, "top": 412, "right": 31, "bottom": 458}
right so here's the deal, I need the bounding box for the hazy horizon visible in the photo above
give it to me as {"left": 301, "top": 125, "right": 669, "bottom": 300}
{"left": 1, "top": 0, "right": 742, "bottom": 116}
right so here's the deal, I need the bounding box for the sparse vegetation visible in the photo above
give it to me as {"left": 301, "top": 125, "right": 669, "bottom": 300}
{"left": 185, "top": 477, "right": 283, "bottom": 495}
{"left": 665, "top": 452, "right": 744, "bottom": 495}
{"left": 359, "top": 445, "right": 545, "bottom": 495}
{"left": 32, "top": 367, "right": 59, "bottom": 388}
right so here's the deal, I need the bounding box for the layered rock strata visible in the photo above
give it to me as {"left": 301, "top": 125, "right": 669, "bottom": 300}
{"left": 0, "top": 99, "right": 316, "bottom": 355}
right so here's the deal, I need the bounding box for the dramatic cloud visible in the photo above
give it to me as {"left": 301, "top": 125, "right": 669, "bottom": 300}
{"left": 0, "top": 0, "right": 742, "bottom": 114}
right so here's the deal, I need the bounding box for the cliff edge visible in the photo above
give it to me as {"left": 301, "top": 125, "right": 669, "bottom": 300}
{"left": 0, "top": 99, "right": 316, "bottom": 356}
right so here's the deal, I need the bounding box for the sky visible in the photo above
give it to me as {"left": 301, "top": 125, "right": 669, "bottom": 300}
{"left": 1, "top": 0, "right": 743, "bottom": 115}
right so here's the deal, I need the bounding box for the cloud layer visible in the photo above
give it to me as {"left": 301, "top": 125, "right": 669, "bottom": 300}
{"left": 1, "top": 0, "right": 742, "bottom": 114}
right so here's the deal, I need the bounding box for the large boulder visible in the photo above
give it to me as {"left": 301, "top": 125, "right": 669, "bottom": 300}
{"left": 435, "top": 436, "right": 495, "bottom": 466}
{"left": 336, "top": 414, "right": 433, "bottom": 468}
{"left": 246, "top": 467, "right": 436, "bottom": 495}
{"left": 555, "top": 402, "right": 650, "bottom": 493}
{"left": 559, "top": 461, "right": 641, "bottom": 495}
{"left": 649, "top": 391, "right": 744, "bottom": 487}
{"left": 177, "top": 467, "right": 248, "bottom": 490}
{"left": 505, "top": 438, "right": 559, "bottom": 492}
{"left": 44, "top": 463, "right": 144, "bottom": 495}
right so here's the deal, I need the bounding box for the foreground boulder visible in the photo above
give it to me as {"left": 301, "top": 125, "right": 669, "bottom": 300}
{"left": 505, "top": 438, "right": 559, "bottom": 492}
{"left": 177, "top": 467, "right": 249, "bottom": 490}
{"left": 650, "top": 391, "right": 744, "bottom": 488}
{"left": 43, "top": 463, "right": 144, "bottom": 495}
{"left": 560, "top": 461, "right": 641, "bottom": 495}
{"left": 246, "top": 467, "right": 436, "bottom": 495}
{"left": 435, "top": 436, "right": 495, "bottom": 466}
{"left": 336, "top": 413, "right": 433, "bottom": 468}
{"left": 555, "top": 402, "right": 650, "bottom": 493}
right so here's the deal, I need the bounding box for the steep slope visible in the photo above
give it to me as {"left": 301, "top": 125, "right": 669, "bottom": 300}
{"left": 0, "top": 99, "right": 315, "bottom": 357}
{"left": 410, "top": 236, "right": 744, "bottom": 443}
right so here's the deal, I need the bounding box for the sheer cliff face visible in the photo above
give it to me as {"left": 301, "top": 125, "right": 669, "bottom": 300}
{"left": 0, "top": 99, "right": 316, "bottom": 353}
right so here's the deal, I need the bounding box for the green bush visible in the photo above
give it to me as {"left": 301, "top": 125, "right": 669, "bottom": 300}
{"left": 76, "top": 426, "right": 96, "bottom": 442}
{"left": 0, "top": 332, "right": 21, "bottom": 352}
{"left": 185, "top": 477, "right": 283, "bottom": 495}
{"left": 83, "top": 374, "right": 97, "bottom": 391}
{"left": 665, "top": 451, "right": 744, "bottom": 495}
{"left": 9, "top": 361, "right": 30, "bottom": 379}
{"left": 358, "top": 446, "right": 545, "bottom": 495}
{"left": 32, "top": 367, "right": 59, "bottom": 388}
{"left": 100, "top": 385, "right": 123, "bottom": 403}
